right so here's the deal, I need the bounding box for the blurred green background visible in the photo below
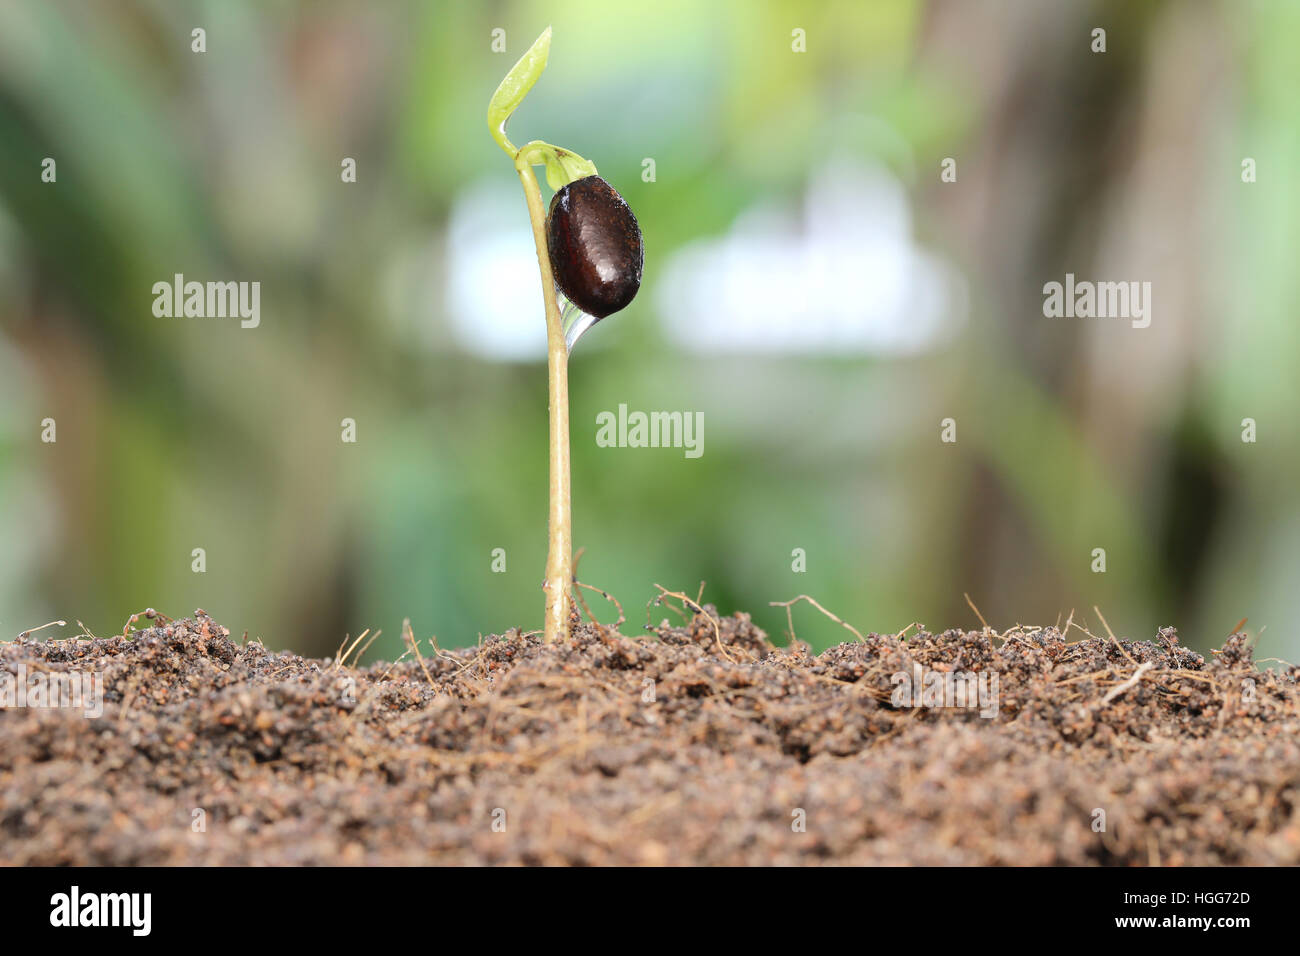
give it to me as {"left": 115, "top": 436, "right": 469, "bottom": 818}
{"left": 2, "top": 0, "right": 1297, "bottom": 663}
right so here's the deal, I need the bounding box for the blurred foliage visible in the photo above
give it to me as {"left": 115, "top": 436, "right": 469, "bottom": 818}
{"left": 1, "top": 0, "right": 1298, "bottom": 665}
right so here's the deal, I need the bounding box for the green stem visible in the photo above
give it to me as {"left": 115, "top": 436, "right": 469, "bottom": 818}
{"left": 515, "top": 155, "right": 572, "bottom": 642}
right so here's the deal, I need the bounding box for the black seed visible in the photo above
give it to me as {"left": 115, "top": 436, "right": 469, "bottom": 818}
{"left": 546, "top": 175, "right": 643, "bottom": 320}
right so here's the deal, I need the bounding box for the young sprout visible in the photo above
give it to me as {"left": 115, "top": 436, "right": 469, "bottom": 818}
{"left": 488, "top": 27, "right": 644, "bottom": 642}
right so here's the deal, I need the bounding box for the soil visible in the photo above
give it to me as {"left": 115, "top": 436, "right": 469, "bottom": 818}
{"left": 2, "top": 607, "right": 1298, "bottom": 865}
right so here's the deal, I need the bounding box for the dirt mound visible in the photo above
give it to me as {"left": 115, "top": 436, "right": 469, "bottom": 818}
{"left": 2, "top": 609, "right": 1297, "bottom": 865}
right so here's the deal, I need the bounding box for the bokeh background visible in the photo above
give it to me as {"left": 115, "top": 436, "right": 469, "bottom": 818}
{"left": 2, "top": 0, "right": 1297, "bottom": 663}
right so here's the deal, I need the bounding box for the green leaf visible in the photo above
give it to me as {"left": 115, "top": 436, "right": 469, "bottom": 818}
{"left": 550, "top": 147, "right": 598, "bottom": 189}
{"left": 487, "top": 27, "right": 552, "bottom": 157}
{"left": 516, "top": 140, "right": 598, "bottom": 190}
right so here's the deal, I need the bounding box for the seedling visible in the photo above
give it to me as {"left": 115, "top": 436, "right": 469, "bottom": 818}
{"left": 488, "top": 27, "right": 644, "bottom": 642}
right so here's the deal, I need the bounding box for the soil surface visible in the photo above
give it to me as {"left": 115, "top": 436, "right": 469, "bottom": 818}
{"left": 2, "top": 608, "right": 1298, "bottom": 865}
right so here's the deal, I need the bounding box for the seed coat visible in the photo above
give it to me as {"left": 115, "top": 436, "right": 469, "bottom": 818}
{"left": 546, "top": 176, "right": 643, "bottom": 320}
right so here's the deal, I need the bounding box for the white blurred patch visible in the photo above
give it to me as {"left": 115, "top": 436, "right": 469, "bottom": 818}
{"left": 444, "top": 179, "right": 549, "bottom": 361}
{"left": 444, "top": 162, "right": 964, "bottom": 361}
{"left": 657, "top": 159, "right": 966, "bottom": 355}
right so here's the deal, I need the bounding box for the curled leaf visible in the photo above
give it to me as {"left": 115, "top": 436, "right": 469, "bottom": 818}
{"left": 487, "top": 27, "right": 552, "bottom": 157}
{"left": 516, "top": 140, "right": 598, "bottom": 190}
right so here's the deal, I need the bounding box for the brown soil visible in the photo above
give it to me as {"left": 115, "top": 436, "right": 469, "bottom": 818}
{"left": 2, "top": 608, "right": 1298, "bottom": 865}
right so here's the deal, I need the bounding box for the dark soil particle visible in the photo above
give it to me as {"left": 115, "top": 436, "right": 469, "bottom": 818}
{"left": 2, "top": 610, "right": 1298, "bottom": 865}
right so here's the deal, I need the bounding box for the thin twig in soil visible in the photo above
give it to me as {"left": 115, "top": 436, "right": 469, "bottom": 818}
{"left": 963, "top": 592, "right": 990, "bottom": 631}
{"left": 893, "top": 621, "right": 919, "bottom": 641}
{"left": 572, "top": 580, "right": 627, "bottom": 634}
{"left": 358, "top": 629, "right": 383, "bottom": 664}
{"left": 1101, "top": 661, "right": 1154, "bottom": 704}
{"left": 376, "top": 646, "right": 415, "bottom": 682}
{"left": 770, "top": 594, "right": 866, "bottom": 643}
{"left": 333, "top": 632, "right": 352, "bottom": 667}
{"left": 655, "top": 584, "right": 735, "bottom": 662}
{"left": 568, "top": 547, "right": 597, "bottom": 627}
{"left": 647, "top": 592, "right": 688, "bottom": 624}
{"left": 1256, "top": 656, "right": 1297, "bottom": 670}
{"left": 402, "top": 619, "right": 436, "bottom": 688}
{"left": 1094, "top": 605, "right": 1136, "bottom": 667}
{"left": 121, "top": 607, "right": 170, "bottom": 636}
{"left": 996, "top": 625, "right": 1041, "bottom": 651}
{"left": 334, "top": 629, "right": 370, "bottom": 670}
{"left": 775, "top": 599, "right": 797, "bottom": 643}
{"left": 345, "top": 629, "right": 382, "bottom": 669}
{"left": 10, "top": 619, "right": 66, "bottom": 641}
{"left": 1061, "top": 610, "right": 1107, "bottom": 647}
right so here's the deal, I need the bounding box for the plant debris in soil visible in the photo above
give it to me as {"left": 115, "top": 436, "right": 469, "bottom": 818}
{"left": 1, "top": 607, "right": 1298, "bottom": 865}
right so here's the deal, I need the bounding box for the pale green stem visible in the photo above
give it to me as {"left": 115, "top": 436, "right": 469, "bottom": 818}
{"left": 515, "top": 154, "right": 571, "bottom": 642}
